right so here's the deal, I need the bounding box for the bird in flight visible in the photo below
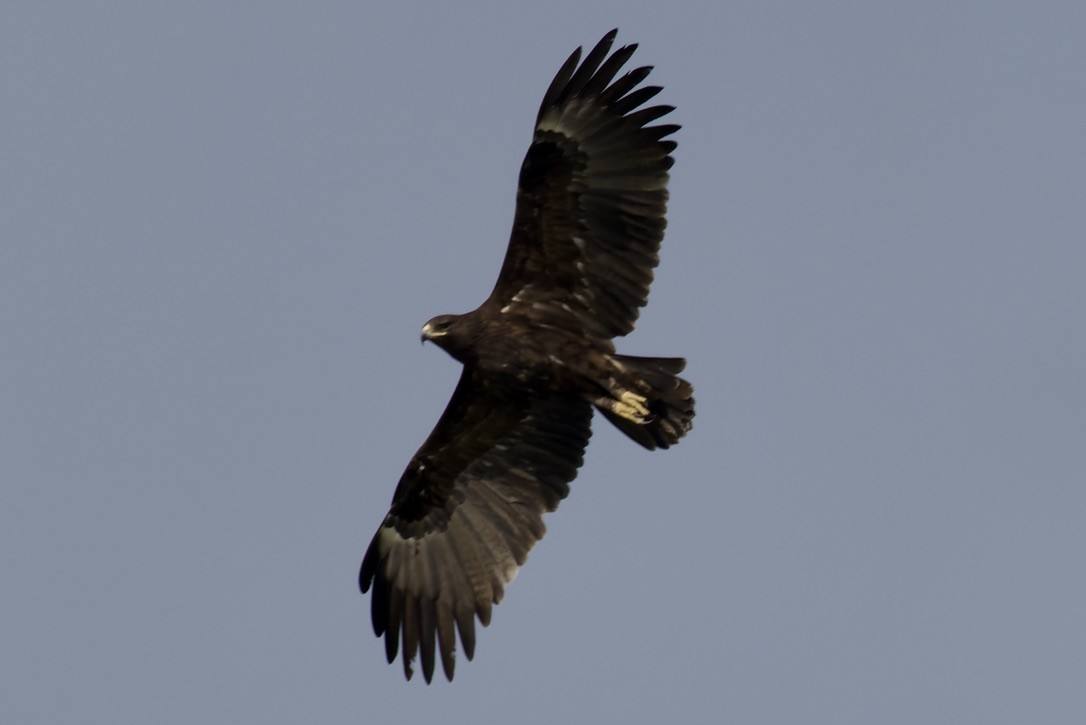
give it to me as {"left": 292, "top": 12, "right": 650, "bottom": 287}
{"left": 360, "top": 29, "right": 693, "bottom": 682}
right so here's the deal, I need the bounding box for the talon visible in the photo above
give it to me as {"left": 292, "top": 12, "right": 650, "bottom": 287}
{"left": 618, "top": 390, "right": 650, "bottom": 418}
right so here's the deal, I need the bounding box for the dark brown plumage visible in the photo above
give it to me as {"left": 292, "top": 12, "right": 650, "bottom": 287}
{"left": 359, "top": 29, "right": 694, "bottom": 682}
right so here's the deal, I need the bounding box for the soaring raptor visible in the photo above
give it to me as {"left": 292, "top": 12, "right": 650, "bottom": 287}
{"left": 360, "top": 30, "right": 694, "bottom": 682}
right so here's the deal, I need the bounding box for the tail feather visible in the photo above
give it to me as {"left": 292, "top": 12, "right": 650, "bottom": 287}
{"left": 596, "top": 355, "right": 694, "bottom": 450}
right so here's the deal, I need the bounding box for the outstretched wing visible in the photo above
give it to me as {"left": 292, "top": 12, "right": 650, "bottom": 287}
{"left": 483, "top": 29, "right": 679, "bottom": 339}
{"left": 359, "top": 369, "right": 593, "bottom": 682}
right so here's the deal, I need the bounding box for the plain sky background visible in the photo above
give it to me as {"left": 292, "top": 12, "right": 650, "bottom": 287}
{"left": 3, "top": 2, "right": 1084, "bottom": 722}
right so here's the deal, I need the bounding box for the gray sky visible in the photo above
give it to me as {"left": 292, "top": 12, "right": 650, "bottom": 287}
{"left": 3, "top": 2, "right": 1085, "bottom": 722}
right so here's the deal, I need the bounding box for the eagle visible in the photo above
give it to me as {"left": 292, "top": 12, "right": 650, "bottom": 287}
{"left": 359, "top": 29, "right": 694, "bottom": 682}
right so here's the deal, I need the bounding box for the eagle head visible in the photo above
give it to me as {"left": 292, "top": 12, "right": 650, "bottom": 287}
{"left": 421, "top": 313, "right": 474, "bottom": 361}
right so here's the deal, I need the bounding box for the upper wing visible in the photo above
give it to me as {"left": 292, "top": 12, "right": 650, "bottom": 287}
{"left": 482, "top": 29, "right": 679, "bottom": 339}
{"left": 359, "top": 368, "right": 593, "bottom": 682}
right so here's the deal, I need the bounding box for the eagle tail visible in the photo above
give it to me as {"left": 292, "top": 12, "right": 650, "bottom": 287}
{"left": 595, "top": 355, "right": 694, "bottom": 450}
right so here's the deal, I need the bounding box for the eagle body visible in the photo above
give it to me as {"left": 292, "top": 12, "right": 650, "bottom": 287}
{"left": 360, "top": 30, "right": 694, "bottom": 682}
{"left": 423, "top": 310, "right": 690, "bottom": 447}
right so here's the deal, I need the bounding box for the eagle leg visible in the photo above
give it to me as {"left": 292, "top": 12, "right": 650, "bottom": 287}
{"left": 590, "top": 355, "right": 694, "bottom": 450}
